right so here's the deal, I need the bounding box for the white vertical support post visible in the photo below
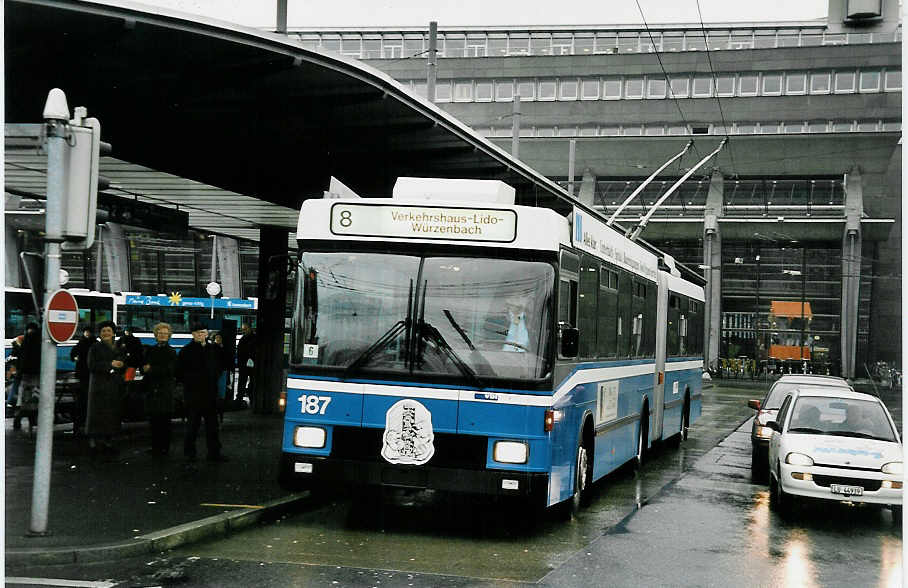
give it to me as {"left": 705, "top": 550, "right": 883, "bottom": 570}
{"left": 511, "top": 92, "right": 520, "bottom": 158}
{"left": 427, "top": 21, "right": 437, "bottom": 103}
{"left": 568, "top": 139, "right": 576, "bottom": 197}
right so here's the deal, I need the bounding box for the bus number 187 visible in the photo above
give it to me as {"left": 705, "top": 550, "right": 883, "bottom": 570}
{"left": 299, "top": 395, "right": 332, "bottom": 415}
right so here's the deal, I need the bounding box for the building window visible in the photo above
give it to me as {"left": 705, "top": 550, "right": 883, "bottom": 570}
{"left": 735, "top": 123, "right": 756, "bottom": 134}
{"left": 738, "top": 75, "right": 758, "bottom": 96}
{"left": 492, "top": 126, "right": 511, "bottom": 137}
{"left": 856, "top": 120, "right": 879, "bottom": 132}
{"left": 623, "top": 125, "right": 643, "bottom": 136}
{"left": 466, "top": 34, "right": 487, "bottom": 57}
{"left": 580, "top": 124, "right": 598, "bottom": 136}
{"left": 759, "top": 122, "right": 779, "bottom": 134}
{"left": 320, "top": 34, "right": 341, "bottom": 52}
{"left": 625, "top": 78, "right": 644, "bottom": 99}
{"left": 508, "top": 34, "right": 529, "bottom": 56}
{"left": 552, "top": 33, "right": 573, "bottom": 55}
{"left": 786, "top": 73, "right": 807, "bottom": 94}
{"left": 834, "top": 71, "right": 856, "bottom": 93}
{"left": 595, "top": 33, "right": 617, "bottom": 53}
{"left": 600, "top": 126, "right": 620, "bottom": 136}
{"left": 488, "top": 34, "right": 507, "bottom": 57}
{"left": 807, "top": 121, "right": 829, "bottom": 133}
{"left": 538, "top": 79, "right": 557, "bottom": 101}
{"left": 783, "top": 122, "right": 805, "bottom": 133}
{"left": 668, "top": 125, "right": 688, "bottom": 135}
{"left": 777, "top": 30, "right": 800, "bottom": 47}
{"left": 559, "top": 79, "right": 579, "bottom": 100}
{"left": 686, "top": 34, "right": 707, "bottom": 51}
{"left": 435, "top": 81, "right": 452, "bottom": 102}
{"left": 832, "top": 121, "right": 854, "bottom": 132}
{"left": 810, "top": 72, "right": 831, "bottom": 94}
{"left": 536, "top": 126, "right": 555, "bottom": 137}
{"left": 669, "top": 77, "right": 689, "bottom": 98}
{"left": 603, "top": 79, "right": 622, "bottom": 99}
{"left": 662, "top": 32, "right": 684, "bottom": 52}
{"left": 517, "top": 81, "right": 536, "bottom": 101}
{"left": 716, "top": 75, "right": 735, "bottom": 96}
{"left": 362, "top": 37, "right": 381, "bottom": 59}
{"left": 618, "top": 32, "right": 639, "bottom": 53}
{"left": 859, "top": 71, "right": 881, "bottom": 92}
{"left": 574, "top": 34, "right": 595, "bottom": 54}
{"left": 495, "top": 81, "right": 514, "bottom": 102}
{"left": 381, "top": 35, "right": 403, "bottom": 58}
{"left": 692, "top": 77, "right": 713, "bottom": 97}
{"left": 453, "top": 81, "right": 473, "bottom": 102}
{"left": 644, "top": 126, "right": 665, "bottom": 136}
{"left": 413, "top": 82, "right": 427, "bottom": 97}
{"left": 475, "top": 81, "right": 493, "bottom": 102}
{"left": 530, "top": 33, "right": 552, "bottom": 55}
{"left": 581, "top": 79, "right": 600, "bottom": 100}
{"left": 884, "top": 70, "right": 901, "bottom": 91}
{"left": 557, "top": 126, "right": 578, "bottom": 136}
{"left": 445, "top": 34, "right": 465, "bottom": 58}
{"left": 404, "top": 35, "right": 424, "bottom": 58}
{"left": 881, "top": 121, "right": 901, "bottom": 131}
{"left": 340, "top": 35, "right": 362, "bottom": 57}
{"left": 647, "top": 78, "right": 667, "bottom": 99}
{"left": 762, "top": 73, "right": 782, "bottom": 95}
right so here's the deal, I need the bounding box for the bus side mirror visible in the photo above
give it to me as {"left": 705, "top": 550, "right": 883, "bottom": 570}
{"left": 560, "top": 327, "right": 579, "bottom": 358}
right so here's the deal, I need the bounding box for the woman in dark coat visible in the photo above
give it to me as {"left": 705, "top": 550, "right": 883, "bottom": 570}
{"left": 142, "top": 322, "right": 178, "bottom": 456}
{"left": 85, "top": 320, "right": 125, "bottom": 454}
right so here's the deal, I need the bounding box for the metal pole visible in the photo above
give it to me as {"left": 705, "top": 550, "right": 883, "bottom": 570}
{"left": 30, "top": 89, "right": 69, "bottom": 535}
{"left": 427, "top": 21, "right": 437, "bottom": 103}
{"left": 510, "top": 92, "right": 520, "bottom": 158}
{"left": 276, "top": 0, "right": 288, "bottom": 34}
{"left": 568, "top": 139, "right": 576, "bottom": 197}
{"left": 94, "top": 226, "right": 103, "bottom": 292}
{"left": 800, "top": 246, "right": 807, "bottom": 364}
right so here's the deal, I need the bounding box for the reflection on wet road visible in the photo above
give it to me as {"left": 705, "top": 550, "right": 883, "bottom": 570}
{"left": 170, "top": 384, "right": 901, "bottom": 586}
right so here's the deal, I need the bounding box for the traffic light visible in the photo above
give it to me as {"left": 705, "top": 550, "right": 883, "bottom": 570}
{"left": 61, "top": 108, "right": 103, "bottom": 250}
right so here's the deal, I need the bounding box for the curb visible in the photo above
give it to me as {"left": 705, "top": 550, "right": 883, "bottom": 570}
{"left": 5, "top": 492, "right": 310, "bottom": 566}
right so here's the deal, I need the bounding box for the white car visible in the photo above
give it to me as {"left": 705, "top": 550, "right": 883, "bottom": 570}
{"left": 767, "top": 386, "right": 903, "bottom": 519}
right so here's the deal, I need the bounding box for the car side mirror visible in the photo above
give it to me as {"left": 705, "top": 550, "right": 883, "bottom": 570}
{"left": 560, "top": 327, "right": 579, "bottom": 358}
{"left": 766, "top": 420, "right": 780, "bottom": 432}
{"left": 747, "top": 399, "right": 761, "bottom": 411}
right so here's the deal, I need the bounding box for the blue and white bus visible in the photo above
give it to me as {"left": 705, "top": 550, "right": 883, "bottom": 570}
{"left": 280, "top": 178, "right": 704, "bottom": 510}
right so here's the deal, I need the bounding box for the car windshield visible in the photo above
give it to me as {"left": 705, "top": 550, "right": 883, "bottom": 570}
{"left": 764, "top": 380, "right": 848, "bottom": 409}
{"left": 787, "top": 396, "right": 897, "bottom": 442}
{"left": 290, "top": 252, "right": 555, "bottom": 384}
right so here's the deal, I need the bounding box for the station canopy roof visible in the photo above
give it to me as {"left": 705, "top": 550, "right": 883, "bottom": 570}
{"left": 5, "top": 0, "right": 581, "bottom": 245}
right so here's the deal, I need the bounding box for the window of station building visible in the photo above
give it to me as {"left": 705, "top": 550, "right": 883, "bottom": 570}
{"left": 762, "top": 73, "right": 783, "bottom": 95}
{"left": 692, "top": 77, "right": 713, "bottom": 97}
{"left": 691, "top": 125, "right": 710, "bottom": 135}
{"left": 823, "top": 32, "right": 846, "bottom": 46}
{"left": 557, "top": 126, "right": 578, "bottom": 136}
{"left": 320, "top": 34, "right": 341, "bottom": 52}
{"left": 453, "top": 81, "right": 473, "bottom": 102}
{"left": 856, "top": 120, "right": 879, "bottom": 132}
{"left": 738, "top": 74, "right": 758, "bottom": 96}
{"left": 832, "top": 121, "right": 854, "bottom": 132}
{"left": 492, "top": 126, "right": 512, "bottom": 137}
{"left": 735, "top": 123, "right": 756, "bottom": 134}
{"left": 884, "top": 70, "right": 901, "bottom": 91}
{"left": 730, "top": 30, "right": 755, "bottom": 49}
{"left": 559, "top": 79, "right": 579, "bottom": 100}
{"left": 716, "top": 75, "right": 735, "bottom": 97}
{"left": 625, "top": 78, "right": 644, "bottom": 99}
{"left": 538, "top": 79, "right": 557, "bottom": 101}
{"left": 777, "top": 30, "right": 801, "bottom": 47}
{"left": 686, "top": 33, "right": 707, "bottom": 51}
{"left": 404, "top": 35, "right": 424, "bottom": 57}
{"left": 581, "top": 79, "right": 600, "bottom": 100}
{"left": 298, "top": 34, "right": 319, "bottom": 50}
{"left": 444, "top": 34, "right": 466, "bottom": 57}
{"left": 670, "top": 76, "right": 690, "bottom": 98}
{"left": 807, "top": 121, "right": 829, "bottom": 133}
{"left": 552, "top": 33, "right": 573, "bottom": 55}
{"left": 495, "top": 80, "right": 514, "bottom": 101}
{"left": 434, "top": 81, "right": 452, "bottom": 102}
{"left": 600, "top": 126, "right": 620, "bottom": 136}
{"left": 639, "top": 32, "right": 660, "bottom": 53}
{"left": 603, "top": 79, "right": 622, "bottom": 99}
{"left": 662, "top": 32, "right": 684, "bottom": 52}
{"left": 647, "top": 78, "right": 667, "bottom": 99}
{"left": 580, "top": 124, "right": 598, "bottom": 136}
{"left": 488, "top": 34, "right": 508, "bottom": 57}
{"left": 849, "top": 32, "right": 872, "bottom": 44}
{"left": 381, "top": 36, "right": 403, "bottom": 58}
{"left": 475, "top": 81, "right": 493, "bottom": 102}
{"left": 786, "top": 72, "right": 807, "bottom": 94}
{"left": 881, "top": 120, "right": 901, "bottom": 131}
{"left": 361, "top": 37, "right": 382, "bottom": 59}
{"left": 759, "top": 122, "right": 779, "bottom": 134}
{"left": 801, "top": 31, "right": 823, "bottom": 46}
{"left": 519, "top": 126, "right": 534, "bottom": 137}
{"left": 413, "top": 82, "right": 427, "bottom": 98}
{"left": 834, "top": 71, "right": 856, "bottom": 93}
{"left": 623, "top": 125, "right": 643, "bottom": 136}
{"left": 617, "top": 32, "right": 639, "bottom": 53}
{"left": 712, "top": 125, "right": 729, "bottom": 135}
{"left": 753, "top": 30, "right": 777, "bottom": 49}
{"left": 859, "top": 71, "right": 881, "bottom": 92}
{"left": 668, "top": 125, "right": 689, "bottom": 135}
{"left": 530, "top": 33, "right": 552, "bottom": 55}
{"left": 595, "top": 32, "right": 617, "bottom": 53}
{"left": 466, "top": 34, "right": 487, "bottom": 57}
{"left": 536, "top": 126, "right": 555, "bottom": 137}
{"left": 644, "top": 126, "right": 666, "bottom": 136}
{"left": 341, "top": 35, "right": 362, "bottom": 56}
{"left": 508, "top": 34, "right": 529, "bottom": 55}
{"left": 518, "top": 81, "right": 536, "bottom": 100}
{"left": 574, "top": 34, "right": 595, "bottom": 54}
{"left": 707, "top": 31, "right": 730, "bottom": 50}
{"left": 809, "top": 72, "right": 831, "bottom": 94}
{"left": 783, "top": 122, "right": 805, "bottom": 133}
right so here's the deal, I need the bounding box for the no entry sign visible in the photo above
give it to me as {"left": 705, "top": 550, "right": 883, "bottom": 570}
{"left": 46, "top": 289, "right": 79, "bottom": 343}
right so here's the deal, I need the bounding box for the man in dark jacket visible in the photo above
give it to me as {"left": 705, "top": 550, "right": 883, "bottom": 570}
{"left": 236, "top": 323, "right": 256, "bottom": 404}
{"left": 14, "top": 323, "right": 41, "bottom": 430}
{"left": 143, "top": 322, "right": 178, "bottom": 456}
{"left": 69, "top": 327, "right": 95, "bottom": 435}
{"left": 178, "top": 323, "right": 227, "bottom": 462}
{"left": 117, "top": 326, "right": 144, "bottom": 378}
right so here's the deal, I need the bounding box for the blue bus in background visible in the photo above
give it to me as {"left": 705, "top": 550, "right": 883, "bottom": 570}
{"left": 279, "top": 178, "right": 704, "bottom": 513}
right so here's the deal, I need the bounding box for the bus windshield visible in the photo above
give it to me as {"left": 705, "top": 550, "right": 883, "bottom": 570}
{"left": 291, "top": 252, "right": 555, "bottom": 384}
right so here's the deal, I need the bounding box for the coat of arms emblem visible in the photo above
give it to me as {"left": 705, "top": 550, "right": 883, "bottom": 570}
{"left": 381, "top": 399, "right": 435, "bottom": 465}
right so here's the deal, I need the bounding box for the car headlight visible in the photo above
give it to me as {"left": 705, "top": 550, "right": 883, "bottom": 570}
{"left": 293, "top": 426, "right": 326, "bottom": 448}
{"left": 493, "top": 441, "right": 528, "bottom": 464}
{"left": 882, "top": 462, "right": 903, "bottom": 475}
{"left": 756, "top": 426, "right": 774, "bottom": 440}
{"left": 785, "top": 452, "right": 814, "bottom": 466}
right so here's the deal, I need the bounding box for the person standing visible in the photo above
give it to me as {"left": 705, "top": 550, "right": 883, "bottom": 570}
{"left": 13, "top": 323, "right": 41, "bottom": 431}
{"left": 69, "top": 327, "right": 95, "bottom": 436}
{"left": 142, "top": 323, "right": 178, "bottom": 457}
{"left": 117, "top": 326, "right": 144, "bottom": 381}
{"left": 179, "top": 323, "right": 227, "bottom": 462}
{"left": 85, "top": 321, "right": 125, "bottom": 455}
{"left": 236, "top": 323, "right": 256, "bottom": 405}
{"left": 210, "top": 331, "right": 231, "bottom": 423}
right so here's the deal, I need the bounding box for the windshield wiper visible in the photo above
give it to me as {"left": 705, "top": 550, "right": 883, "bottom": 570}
{"left": 787, "top": 427, "right": 825, "bottom": 434}
{"left": 346, "top": 280, "right": 413, "bottom": 374}
{"left": 417, "top": 320, "right": 485, "bottom": 389}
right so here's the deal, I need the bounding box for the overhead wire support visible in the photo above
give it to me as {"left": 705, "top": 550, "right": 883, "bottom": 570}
{"left": 627, "top": 138, "right": 727, "bottom": 241}
{"left": 607, "top": 139, "right": 693, "bottom": 226}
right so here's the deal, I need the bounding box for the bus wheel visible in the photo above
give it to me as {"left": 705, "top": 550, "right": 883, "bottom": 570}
{"left": 567, "top": 442, "right": 591, "bottom": 517}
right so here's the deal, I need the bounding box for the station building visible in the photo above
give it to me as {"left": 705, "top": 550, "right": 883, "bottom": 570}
{"left": 281, "top": 1, "right": 902, "bottom": 376}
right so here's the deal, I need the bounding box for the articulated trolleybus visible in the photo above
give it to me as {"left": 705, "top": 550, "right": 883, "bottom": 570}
{"left": 281, "top": 177, "right": 704, "bottom": 510}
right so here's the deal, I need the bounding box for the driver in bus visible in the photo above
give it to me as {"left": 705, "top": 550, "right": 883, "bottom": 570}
{"left": 502, "top": 298, "right": 530, "bottom": 353}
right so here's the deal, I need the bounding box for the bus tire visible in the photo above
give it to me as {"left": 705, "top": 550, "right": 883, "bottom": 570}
{"left": 635, "top": 406, "right": 649, "bottom": 470}
{"left": 566, "top": 421, "right": 594, "bottom": 518}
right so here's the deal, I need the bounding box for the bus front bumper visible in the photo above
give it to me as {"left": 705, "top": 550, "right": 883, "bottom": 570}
{"left": 280, "top": 452, "right": 549, "bottom": 501}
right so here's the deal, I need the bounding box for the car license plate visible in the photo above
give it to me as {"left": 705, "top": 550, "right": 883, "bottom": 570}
{"left": 830, "top": 484, "right": 864, "bottom": 497}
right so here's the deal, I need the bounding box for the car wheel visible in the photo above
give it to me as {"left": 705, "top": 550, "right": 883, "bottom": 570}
{"left": 770, "top": 464, "right": 794, "bottom": 517}
{"left": 890, "top": 505, "right": 902, "bottom": 524}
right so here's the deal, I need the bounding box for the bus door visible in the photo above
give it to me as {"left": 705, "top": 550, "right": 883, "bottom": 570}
{"left": 652, "top": 271, "right": 669, "bottom": 440}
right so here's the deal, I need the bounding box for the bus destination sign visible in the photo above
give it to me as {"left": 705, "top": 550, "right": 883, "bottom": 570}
{"left": 330, "top": 203, "right": 517, "bottom": 243}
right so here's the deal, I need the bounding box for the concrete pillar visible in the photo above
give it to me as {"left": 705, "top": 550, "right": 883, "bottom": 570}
{"left": 578, "top": 168, "right": 597, "bottom": 208}
{"left": 840, "top": 169, "right": 863, "bottom": 379}
{"left": 253, "top": 226, "right": 290, "bottom": 414}
{"left": 102, "top": 222, "right": 131, "bottom": 292}
{"left": 703, "top": 170, "right": 724, "bottom": 372}
{"left": 5, "top": 194, "right": 22, "bottom": 287}
{"left": 216, "top": 235, "right": 242, "bottom": 298}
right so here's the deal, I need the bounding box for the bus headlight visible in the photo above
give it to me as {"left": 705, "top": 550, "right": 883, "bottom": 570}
{"left": 294, "top": 426, "right": 326, "bottom": 448}
{"left": 493, "top": 441, "right": 528, "bottom": 464}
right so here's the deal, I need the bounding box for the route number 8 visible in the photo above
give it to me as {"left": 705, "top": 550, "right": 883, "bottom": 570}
{"left": 299, "top": 395, "right": 332, "bottom": 415}
{"left": 339, "top": 210, "right": 353, "bottom": 227}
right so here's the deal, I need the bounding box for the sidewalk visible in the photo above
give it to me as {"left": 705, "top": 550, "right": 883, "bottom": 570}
{"left": 5, "top": 408, "right": 307, "bottom": 565}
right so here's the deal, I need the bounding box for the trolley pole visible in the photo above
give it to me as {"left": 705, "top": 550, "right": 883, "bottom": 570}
{"left": 30, "top": 89, "right": 69, "bottom": 535}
